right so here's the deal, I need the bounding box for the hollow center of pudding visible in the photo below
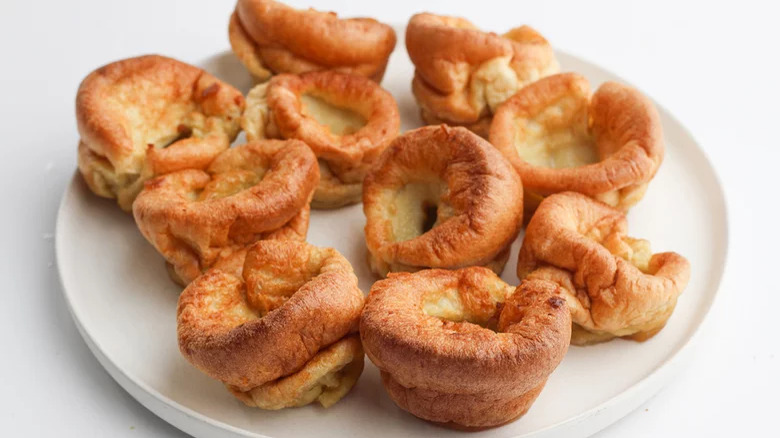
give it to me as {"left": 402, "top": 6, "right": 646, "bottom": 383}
{"left": 585, "top": 227, "right": 653, "bottom": 273}
{"left": 195, "top": 169, "right": 262, "bottom": 201}
{"left": 243, "top": 247, "right": 329, "bottom": 315}
{"left": 421, "top": 279, "right": 513, "bottom": 330}
{"left": 193, "top": 151, "right": 273, "bottom": 201}
{"left": 156, "top": 123, "right": 194, "bottom": 149}
{"left": 515, "top": 96, "right": 599, "bottom": 168}
{"left": 300, "top": 93, "right": 367, "bottom": 136}
{"left": 390, "top": 181, "right": 455, "bottom": 242}
{"left": 107, "top": 78, "right": 205, "bottom": 170}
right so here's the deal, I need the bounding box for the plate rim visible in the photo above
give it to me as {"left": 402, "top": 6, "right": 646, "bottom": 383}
{"left": 55, "top": 48, "right": 730, "bottom": 438}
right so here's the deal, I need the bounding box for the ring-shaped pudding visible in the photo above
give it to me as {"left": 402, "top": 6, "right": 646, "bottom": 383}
{"left": 178, "top": 240, "right": 365, "bottom": 409}
{"left": 133, "top": 139, "right": 319, "bottom": 285}
{"left": 76, "top": 55, "right": 244, "bottom": 211}
{"left": 490, "top": 73, "right": 664, "bottom": 213}
{"left": 516, "top": 192, "right": 690, "bottom": 345}
{"left": 242, "top": 71, "right": 400, "bottom": 208}
{"left": 407, "top": 13, "right": 558, "bottom": 137}
{"left": 363, "top": 125, "right": 523, "bottom": 277}
{"left": 229, "top": 0, "right": 396, "bottom": 82}
{"left": 360, "top": 267, "right": 571, "bottom": 428}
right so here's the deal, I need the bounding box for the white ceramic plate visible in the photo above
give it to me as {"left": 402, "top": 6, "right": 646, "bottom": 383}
{"left": 57, "top": 46, "right": 728, "bottom": 438}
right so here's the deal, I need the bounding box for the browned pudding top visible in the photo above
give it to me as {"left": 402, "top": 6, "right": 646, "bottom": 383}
{"left": 490, "top": 73, "right": 664, "bottom": 201}
{"left": 361, "top": 267, "right": 571, "bottom": 394}
{"left": 234, "top": 0, "right": 396, "bottom": 79}
{"left": 132, "top": 140, "right": 319, "bottom": 284}
{"left": 178, "top": 240, "right": 364, "bottom": 391}
{"left": 407, "top": 13, "right": 558, "bottom": 125}
{"left": 517, "top": 192, "right": 690, "bottom": 336}
{"left": 363, "top": 125, "right": 523, "bottom": 271}
{"left": 77, "top": 55, "right": 244, "bottom": 183}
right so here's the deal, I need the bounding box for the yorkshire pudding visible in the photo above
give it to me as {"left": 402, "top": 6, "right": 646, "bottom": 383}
{"left": 490, "top": 73, "right": 664, "bottom": 213}
{"left": 363, "top": 125, "right": 523, "bottom": 277}
{"left": 229, "top": 0, "right": 396, "bottom": 82}
{"left": 517, "top": 192, "right": 690, "bottom": 345}
{"left": 178, "top": 240, "right": 365, "bottom": 409}
{"left": 360, "top": 267, "right": 571, "bottom": 428}
{"left": 76, "top": 55, "right": 244, "bottom": 211}
{"left": 407, "top": 13, "right": 558, "bottom": 137}
{"left": 133, "top": 139, "right": 319, "bottom": 286}
{"left": 242, "top": 71, "right": 400, "bottom": 208}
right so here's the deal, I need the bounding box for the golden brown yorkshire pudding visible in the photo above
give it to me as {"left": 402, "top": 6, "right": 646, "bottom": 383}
{"left": 490, "top": 73, "right": 664, "bottom": 213}
{"left": 76, "top": 55, "right": 244, "bottom": 211}
{"left": 242, "top": 71, "right": 400, "bottom": 208}
{"left": 407, "top": 13, "right": 558, "bottom": 137}
{"left": 133, "top": 140, "right": 319, "bottom": 286}
{"left": 360, "top": 267, "right": 571, "bottom": 429}
{"left": 229, "top": 0, "right": 396, "bottom": 82}
{"left": 178, "top": 240, "right": 365, "bottom": 409}
{"left": 516, "top": 192, "right": 690, "bottom": 345}
{"left": 363, "top": 125, "right": 523, "bottom": 277}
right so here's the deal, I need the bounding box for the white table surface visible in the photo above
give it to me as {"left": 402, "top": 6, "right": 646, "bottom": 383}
{"left": 1, "top": 0, "right": 777, "bottom": 436}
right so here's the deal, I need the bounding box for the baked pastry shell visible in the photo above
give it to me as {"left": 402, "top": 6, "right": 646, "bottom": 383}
{"left": 490, "top": 73, "right": 664, "bottom": 211}
{"left": 406, "top": 13, "right": 558, "bottom": 135}
{"left": 76, "top": 54, "right": 244, "bottom": 210}
{"left": 516, "top": 192, "right": 690, "bottom": 344}
{"left": 360, "top": 267, "right": 571, "bottom": 428}
{"left": 230, "top": 0, "right": 396, "bottom": 82}
{"left": 177, "top": 240, "right": 365, "bottom": 392}
{"left": 363, "top": 125, "right": 523, "bottom": 276}
{"left": 133, "top": 139, "right": 319, "bottom": 285}
{"left": 243, "top": 71, "right": 400, "bottom": 208}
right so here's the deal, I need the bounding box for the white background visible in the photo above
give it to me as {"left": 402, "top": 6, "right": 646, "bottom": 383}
{"left": 0, "top": 0, "right": 777, "bottom": 436}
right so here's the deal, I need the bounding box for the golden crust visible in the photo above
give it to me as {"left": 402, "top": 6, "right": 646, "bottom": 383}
{"left": 382, "top": 374, "right": 546, "bottom": 431}
{"left": 360, "top": 268, "right": 571, "bottom": 428}
{"left": 133, "top": 140, "right": 319, "bottom": 285}
{"left": 406, "top": 13, "right": 558, "bottom": 136}
{"left": 516, "top": 192, "right": 690, "bottom": 344}
{"left": 164, "top": 203, "right": 312, "bottom": 286}
{"left": 177, "top": 240, "right": 365, "bottom": 408}
{"left": 490, "top": 73, "right": 664, "bottom": 211}
{"left": 363, "top": 125, "right": 523, "bottom": 277}
{"left": 243, "top": 71, "right": 400, "bottom": 208}
{"left": 418, "top": 106, "right": 493, "bottom": 139}
{"left": 230, "top": 335, "right": 364, "bottom": 409}
{"left": 228, "top": 11, "right": 273, "bottom": 82}
{"left": 231, "top": 0, "right": 396, "bottom": 82}
{"left": 76, "top": 55, "right": 244, "bottom": 211}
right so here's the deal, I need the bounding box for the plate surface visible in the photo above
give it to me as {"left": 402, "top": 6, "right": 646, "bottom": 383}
{"left": 57, "top": 48, "right": 728, "bottom": 438}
